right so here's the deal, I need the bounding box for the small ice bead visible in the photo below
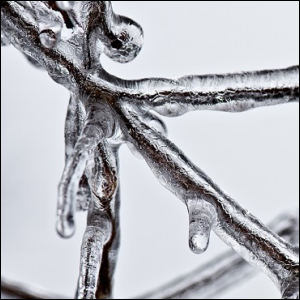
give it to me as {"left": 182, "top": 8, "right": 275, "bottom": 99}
{"left": 56, "top": 1, "right": 75, "bottom": 11}
{"left": 39, "top": 30, "right": 58, "bottom": 48}
{"left": 187, "top": 200, "right": 216, "bottom": 254}
{"left": 39, "top": 24, "right": 62, "bottom": 49}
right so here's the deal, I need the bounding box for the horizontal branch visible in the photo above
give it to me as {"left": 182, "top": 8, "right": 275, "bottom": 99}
{"left": 2, "top": 2, "right": 299, "bottom": 299}
{"left": 121, "top": 66, "right": 299, "bottom": 116}
{"left": 2, "top": 2, "right": 298, "bottom": 119}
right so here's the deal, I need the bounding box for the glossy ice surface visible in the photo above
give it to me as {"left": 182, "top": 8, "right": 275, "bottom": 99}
{"left": 1, "top": 1, "right": 299, "bottom": 299}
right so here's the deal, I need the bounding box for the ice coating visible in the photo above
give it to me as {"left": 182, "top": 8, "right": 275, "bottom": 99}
{"left": 126, "top": 108, "right": 167, "bottom": 159}
{"left": 1, "top": 1, "right": 299, "bottom": 299}
{"left": 115, "top": 101, "right": 299, "bottom": 297}
{"left": 64, "top": 94, "right": 91, "bottom": 211}
{"left": 1, "top": 31, "right": 10, "bottom": 46}
{"left": 1, "top": 214, "right": 298, "bottom": 300}
{"left": 57, "top": 103, "right": 115, "bottom": 238}
{"left": 126, "top": 66, "right": 299, "bottom": 117}
{"left": 1, "top": 212, "right": 298, "bottom": 300}
{"left": 39, "top": 27, "right": 60, "bottom": 48}
{"left": 137, "top": 211, "right": 299, "bottom": 299}
{"left": 77, "top": 142, "right": 120, "bottom": 299}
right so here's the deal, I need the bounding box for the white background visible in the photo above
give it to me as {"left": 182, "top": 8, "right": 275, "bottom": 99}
{"left": 1, "top": 1, "right": 299, "bottom": 299}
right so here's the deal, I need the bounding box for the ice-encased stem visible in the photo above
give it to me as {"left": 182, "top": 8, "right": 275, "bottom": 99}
{"left": 57, "top": 125, "right": 106, "bottom": 238}
{"left": 96, "top": 189, "right": 121, "bottom": 299}
{"left": 3, "top": 2, "right": 297, "bottom": 118}
{"left": 115, "top": 102, "right": 299, "bottom": 297}
{"left": 2, "top": 211, "right": 298, "bottom": 300}
{"left": 65, "top": 94, "right": 85, "bottom": 160}
{"left": 122, "top": 66, "right": 299, "bottom": 116}
{"left": 2, "top": 1, "right": 299, "bottom": 298}
{"left": 77, "top": 142, "right": 120, "bottom": 299}
{"left": 1, "top": 31, "right": 10, "bottom": 46}
{"left": 65, "top": 94, "right": 91, "bottom": 211}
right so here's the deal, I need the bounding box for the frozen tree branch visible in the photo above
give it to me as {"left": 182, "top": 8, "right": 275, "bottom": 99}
{"left": 1, "top": 2, "right": 298, "bottom": 115}
{"left": 65, "top": 94, "right": 91, "bottom": 211}
{"left": 126, "top": 66, "right": 299, "bottom": 116}
{"left": 76, "top": 142, "right": 120, "bottom": 299}
{"left": 1, "top": 211, "right": 298, "bottom": 299}
{"left": 115, "top": 102, "right": 299, "bottom": 298}
{"left": 1, "top": 1, "right": 299, "bottom": 299}
{"left": 137, "top": 211, "right": 299, "bottom": 299}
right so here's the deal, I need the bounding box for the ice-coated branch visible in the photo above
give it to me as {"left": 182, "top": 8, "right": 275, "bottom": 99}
{"left": 77, "top": 142, "right": 120, "bottom": 299}
{"left": 1, "top": 2, "right": 298, "bottom": 117}
{"left": 68, "top": 1, "right": 143, "bottom": 66}
{"left": 124, "top": 66, "right": 299, "bottom": 116}
{"left": 95, "top": 187, "right": 120, "bottom": 299}
{"left": 57, "top": 124, "right": 107, "bottom": 238}
{"left": 64, "top": 94, "right": 91, "bottom": 211}
{"left": 1, "top": 1, "right": 299, "bottom": 299}
{"left": 137, "top": 211, "right": 299, "bottom": 299}
{"left": 57, "top": 94, "right": 116, "bottom": 238}
{"left": 1, "top": 211, "right": 298, "bottom": 300}
{"left": 115, "top": 101, "right": 299, "bottom": 298}
{"left": 1, "top": 30, "right": 10, "bottom": 46}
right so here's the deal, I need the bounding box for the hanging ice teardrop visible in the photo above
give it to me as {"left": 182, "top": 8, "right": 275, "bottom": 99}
{"left": 187, "top": 199, "right": 216, "bottom": 254}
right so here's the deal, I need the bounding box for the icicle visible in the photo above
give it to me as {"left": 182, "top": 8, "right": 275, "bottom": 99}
{"left": 56, "top": 126, "right": 102, "bottom": 238}
{"left": 2, "top": 1, "right": 299, "bottom": 298}
{"left": 64, "top": 95, "right": 91, "bottom": 211}
{"left": 56, "top": 151, "right": 89, "bottom": 238}
{"left": 77, "top": 225, "right": 106, "bottom": 299}
{"left": 187, "top": 200, "right": 216, "bottom": 254}
{"left": 77, "top": 143, "right": 119, "bottom": 299}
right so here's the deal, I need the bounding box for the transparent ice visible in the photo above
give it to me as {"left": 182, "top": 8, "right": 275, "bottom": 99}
{"left": 1, "top": 1, "right": 299, "bottom": 299}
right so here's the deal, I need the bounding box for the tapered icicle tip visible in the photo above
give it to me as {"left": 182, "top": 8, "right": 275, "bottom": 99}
{"left": 189, "top": 232, "right": 210, "bottom": 254}
{"left": 56, "top": 216, "right": 76, "bottom": 238}
{"left": 187, "top": 199, "right": 216, "bottom": 255}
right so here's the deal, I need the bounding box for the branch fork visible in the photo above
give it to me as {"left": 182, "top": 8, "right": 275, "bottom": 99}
{"left": 1, "top": 1, "right": 299, "bottom": 298}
